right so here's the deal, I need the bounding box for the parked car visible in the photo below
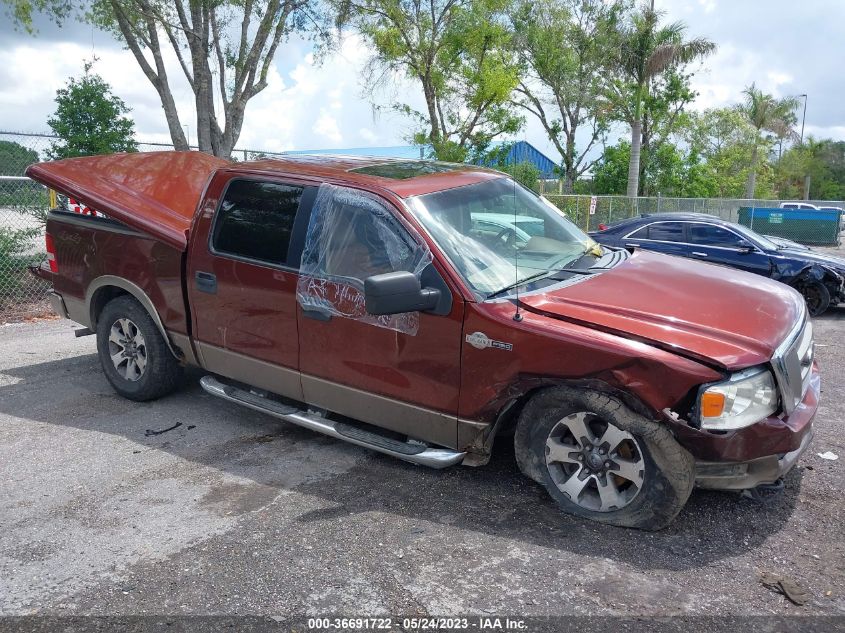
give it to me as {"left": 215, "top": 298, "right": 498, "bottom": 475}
{"left": 28, "top": 153, "right": 818, "bottom": 530}
{"left": 591, "top": 212, "right": 845, "bottom": 316}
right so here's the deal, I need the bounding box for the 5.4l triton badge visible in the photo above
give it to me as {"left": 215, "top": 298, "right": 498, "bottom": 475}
{"left": 466, "top": 331, "right": 513, "bottom": 351}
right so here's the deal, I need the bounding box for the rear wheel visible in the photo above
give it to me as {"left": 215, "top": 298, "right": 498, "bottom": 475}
{"left": 795, "top": 279, "right": 830, "bottom": 316}
{"left": 514, "top": 387, "right": 694, "bottom": 530}
{"left": 96, "top": 296, "right": 183, "bottom": 401}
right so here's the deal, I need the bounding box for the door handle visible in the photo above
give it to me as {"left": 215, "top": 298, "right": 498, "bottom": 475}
{"left": 692, "top": 251, "right": 708, "bottom": 257}
{"left": 195, "top": 271, "right": 217, "bottom": 294}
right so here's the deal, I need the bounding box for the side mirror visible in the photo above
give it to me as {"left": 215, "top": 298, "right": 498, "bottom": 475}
{"left": 738, "top": 244, "right": 755, "bottom": 254}
{"left": 364, "top": 271, "right": 441, "bottom": 316}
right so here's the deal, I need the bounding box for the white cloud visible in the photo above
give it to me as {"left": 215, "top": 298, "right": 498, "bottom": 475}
{"left": 312, "top": 110, "right": 343, "bottom": 143}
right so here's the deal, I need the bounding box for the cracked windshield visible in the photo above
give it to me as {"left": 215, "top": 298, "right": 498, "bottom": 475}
{"left": 408, "top": 178, "right": 602, "bottom": 297}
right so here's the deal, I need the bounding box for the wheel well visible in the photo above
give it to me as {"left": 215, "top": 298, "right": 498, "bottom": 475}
{"left": 485, "top": 379, "right": 659, "bottom": 453}
{"left": 90, "top": 286, "right": 130, "bottom": 329}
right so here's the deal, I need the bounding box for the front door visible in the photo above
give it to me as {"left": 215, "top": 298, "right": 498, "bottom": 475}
{"left": 188, "top": 176, "right": 317, "bottom": 401}
{"left": 296, "top": 184, "right": 465, "bottom": 448}
{"left": 686, "top": 222, "right": 772, "bottom": 276}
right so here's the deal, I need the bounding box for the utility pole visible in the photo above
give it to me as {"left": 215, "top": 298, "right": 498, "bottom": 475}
{"left": 798, "top": 94, "right": 809, "bottom": 199}
{"left": 799, "top": 94, "right": 808, "bottom": 145}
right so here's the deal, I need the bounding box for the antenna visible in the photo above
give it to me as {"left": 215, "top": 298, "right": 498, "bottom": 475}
{"left": 512, "top": 176, "right": 523, "bottom": 322}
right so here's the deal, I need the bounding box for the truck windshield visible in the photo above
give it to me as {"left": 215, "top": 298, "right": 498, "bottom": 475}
{"left": 406, "top": 178, "right": 598, "bottom": 296}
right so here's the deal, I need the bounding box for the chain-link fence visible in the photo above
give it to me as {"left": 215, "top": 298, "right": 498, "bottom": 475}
{"left": 544, "top": 194, "right": 845, "bottom": 246}
{"left": 3, "top": 130, "right": 845, "bottom": 321}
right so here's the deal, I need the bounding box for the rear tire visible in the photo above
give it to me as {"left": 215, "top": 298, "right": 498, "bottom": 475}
{"left": 96, "top": 295, "right": 183, "bottom": 401}
{"left": 514, "top": 387, "right": 694, "bottom": 530}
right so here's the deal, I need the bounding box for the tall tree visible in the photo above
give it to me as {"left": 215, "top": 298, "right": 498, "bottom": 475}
{"left": 47, "top": 62, "right": 138, "bottom": 159}
{"left": 510, "top": 0, "right": 625, "bottom": 192}
{"left": 0, "top": 140, "right": 39, "bottom": 176}
{"left": 609, "top": 3, "right": 714, "bottom": 196}
{"left": 339, "top": 0, "right": 522, "bottom": 161}
{"left": 740, "top": 83, "right": 799, "bottom": 199}
{"left": 6, "top": 0, "right": 326, "bottom": 158}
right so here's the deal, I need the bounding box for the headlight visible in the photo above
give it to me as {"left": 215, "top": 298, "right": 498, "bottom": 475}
{"left": 698, "top": 367, "right": 779, "bottom": 430}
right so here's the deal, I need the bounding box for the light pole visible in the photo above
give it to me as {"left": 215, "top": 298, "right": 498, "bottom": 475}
{"left": 799, "top": 94, "right": 807, "bottom": 145}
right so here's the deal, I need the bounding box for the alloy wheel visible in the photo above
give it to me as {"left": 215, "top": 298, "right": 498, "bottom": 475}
{"left": 108, "top": 318, "right": 148, "bottom": 382}
{"left": 544, "top": 411, "right": 645, "bottom": 512}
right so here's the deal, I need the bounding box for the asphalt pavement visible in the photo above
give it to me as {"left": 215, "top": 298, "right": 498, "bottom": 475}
{"left": 0, "top": 315, "right": 843, "bottom": 620}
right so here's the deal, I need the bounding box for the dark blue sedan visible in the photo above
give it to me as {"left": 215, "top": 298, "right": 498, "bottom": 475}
{"left": 591, "top": 212, "right": 845, "bottom": 315}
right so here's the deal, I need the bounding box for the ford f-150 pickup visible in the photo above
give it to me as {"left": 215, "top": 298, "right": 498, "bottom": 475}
{"left": 26, "top": 152, "right": 819, "bottom": 530}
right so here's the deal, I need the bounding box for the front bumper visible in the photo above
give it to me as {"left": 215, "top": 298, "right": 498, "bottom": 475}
{"left": 692, "top": 365, "right": 819, "bottom": 490}
{"left": 695, "top": 424, "right": 814, "bottom": 490}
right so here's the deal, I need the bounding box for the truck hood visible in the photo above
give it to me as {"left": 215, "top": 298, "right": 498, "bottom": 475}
{"left": 518, "top": 250, "right": 804, "bottom": 370}
{"left": 27, "top": 152, "right": 229, "bottom": 251}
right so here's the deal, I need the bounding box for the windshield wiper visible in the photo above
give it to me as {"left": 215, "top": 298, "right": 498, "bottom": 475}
{"left": 486, "top": 270, "right": 555, "bottom": 299}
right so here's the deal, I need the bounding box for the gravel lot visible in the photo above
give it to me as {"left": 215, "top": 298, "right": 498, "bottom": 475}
{"left": 0, "top": 314, "right": 843, "bottom": 621}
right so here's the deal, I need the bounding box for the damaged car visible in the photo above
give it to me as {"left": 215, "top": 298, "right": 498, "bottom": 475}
{"left": 591, "top": 212, "right": 844, "bottom": 316}
{"left": 27, "top": 153, "right": 818, "bottom": 530}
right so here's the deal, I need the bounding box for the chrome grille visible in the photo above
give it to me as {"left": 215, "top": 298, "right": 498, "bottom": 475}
{"left": 771, "top": 311, "right": 814, "bottom": 415}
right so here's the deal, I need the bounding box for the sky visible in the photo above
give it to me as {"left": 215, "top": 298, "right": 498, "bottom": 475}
{"left": 1, "top": 0, "right": 843, "bottom": 161}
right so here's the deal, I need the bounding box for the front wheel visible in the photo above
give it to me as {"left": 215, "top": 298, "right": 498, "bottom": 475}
{"left": 794, "top": 279, "right": 830, "bottom": 317}
{"left": 96, "top": 295, "right": 183, "bottom": 401}
{"left": 514, "top": 387, "right": 695, "bottom": 530}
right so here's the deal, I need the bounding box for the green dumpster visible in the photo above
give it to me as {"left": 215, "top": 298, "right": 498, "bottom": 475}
{"left": 738, "top": 207, "right": 842, "bottom": 246}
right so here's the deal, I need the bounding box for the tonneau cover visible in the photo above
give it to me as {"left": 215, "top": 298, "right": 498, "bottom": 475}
{"left": 26, "top": 152, "right": 229, "bottom": 251}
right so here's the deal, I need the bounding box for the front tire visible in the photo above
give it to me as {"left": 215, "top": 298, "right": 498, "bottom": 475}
{"left": 96, "top": 295, "right": 183, "bottom": 401}
{"left": 794, "top": 279, "right": 830, "bottom": 317}
{"left": 514, "top": 387, "right": 694, "bottom": 530}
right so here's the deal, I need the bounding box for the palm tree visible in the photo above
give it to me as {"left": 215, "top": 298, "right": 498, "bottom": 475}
{"left": 615, "top": 4, "right": 715, "bottom": 197}
{"left": 741, "top": 83, "right": 799, "bottom": 199}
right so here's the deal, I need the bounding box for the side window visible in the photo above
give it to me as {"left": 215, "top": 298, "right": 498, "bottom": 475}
{"left": 647, "top": 222, "right": 685, "bottom": 241}
{"left": 212, "top": 180, "right": 304, "bottom": 266}
{"left": 688, "top": 224, "right": 746, "bottom": 248}
{"left": 297, "top": 184, "right": 433, "bottom": 335}
{"left": 627, "top": 226, "right": 649, "bottom": 239}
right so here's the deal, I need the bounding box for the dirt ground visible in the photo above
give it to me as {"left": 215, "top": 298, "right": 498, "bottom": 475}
{"left": 0, "top": 314, "right": 843, "bottom": 624}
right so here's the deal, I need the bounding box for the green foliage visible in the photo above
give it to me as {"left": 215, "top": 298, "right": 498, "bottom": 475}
{"left": 0, "top": 140, "right": 39, "bottom": 176}
{"left": 510, "top": 0, "right": 626, "bottom": 190}
{"left": 776, "top": 138, "right": 845, "bottom": 201}
{"left": 607, "top": 4, "right": 715, "bottom": 195}
{"left": 497, "top": 160, "right": 541, "bottom": 191}
{"left": 47, "top": 63, "right": 138, "bottom": 159}
{"left": 0, "top": 225, "right": 44, "bottom": 309}
{"left": 345, "top": 0, "right": 522, "bottom": 161}
{"left": 1, "top": 0, "right": 73, "bottom": 32}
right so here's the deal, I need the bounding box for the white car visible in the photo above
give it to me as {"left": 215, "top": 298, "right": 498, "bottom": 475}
{"left": 779, "top": 202, "right": 820, "bottom": 210}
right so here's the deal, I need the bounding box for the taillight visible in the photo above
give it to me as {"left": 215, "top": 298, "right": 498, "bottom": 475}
{"left": 45, "top": 233, "right": 58, "bottom": 273}
{"left": 598, "top": 223, "right": 608, "bottom": 231}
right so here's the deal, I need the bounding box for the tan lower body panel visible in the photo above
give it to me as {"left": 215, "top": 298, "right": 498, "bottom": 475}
{"left": 168, "top": 332, "right": 200, "bottom": 367}
{"left": 196, "top": 342, "right": 304, "bottom": 402}
{"left": 301, "top": 374, "right": 457, "bottom": 449}
{"left": 193, "top": 343, "right": 461, "bottom": 449}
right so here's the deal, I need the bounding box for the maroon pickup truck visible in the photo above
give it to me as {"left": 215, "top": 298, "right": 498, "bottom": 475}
{"left": 27, "top": 152, "right": 818, "bottom": 530}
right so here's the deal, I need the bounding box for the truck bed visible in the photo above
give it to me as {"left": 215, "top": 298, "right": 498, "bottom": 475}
{"left": 26, "top": 152, "right": 229, "bottom": 251}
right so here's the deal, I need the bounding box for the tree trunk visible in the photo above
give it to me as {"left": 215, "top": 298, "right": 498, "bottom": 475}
{"left": 626, "top": 118, "right": 642, "bottom": 198}
{"left": 745, "top": 143, "right": 758, "bottom": 199}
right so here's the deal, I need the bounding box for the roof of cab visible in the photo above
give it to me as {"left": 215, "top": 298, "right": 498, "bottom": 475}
{"left": 228, "top": 154, "right": 505, "bottom": 198}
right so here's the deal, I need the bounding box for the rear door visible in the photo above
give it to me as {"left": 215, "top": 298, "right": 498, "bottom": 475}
{"left": 296, "top": 184, "right": 465, "bottom": 449}
{"left": 622, "top": 221, "right": 689, "bottom": 257}
{"left": 187, "top": 175, "right": 317, "bottom": 401}
{"left": 686, "top": 222, "right": 772, "bottom": 276}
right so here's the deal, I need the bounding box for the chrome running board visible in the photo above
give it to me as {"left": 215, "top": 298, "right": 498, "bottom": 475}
{"left": 199, "top": 375, "right": 465, "bottom": 469}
